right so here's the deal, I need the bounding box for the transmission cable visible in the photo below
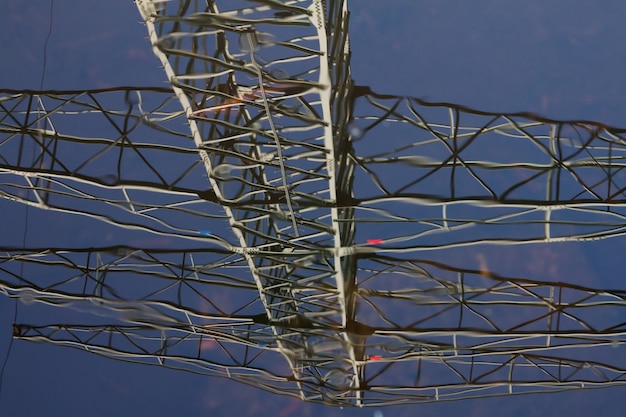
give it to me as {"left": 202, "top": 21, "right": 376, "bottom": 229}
{"left": 0, "top": 0, "right": 55, "bottom": 402}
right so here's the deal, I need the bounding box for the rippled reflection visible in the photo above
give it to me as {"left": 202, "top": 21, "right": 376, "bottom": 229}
{"left": 2, "top": 0, "right": 626, "bottom": 407}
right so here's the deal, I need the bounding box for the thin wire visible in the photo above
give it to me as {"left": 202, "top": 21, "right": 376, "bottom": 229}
{"left": 0, "top": 302, "right": 16, "bottom": 399}
{"left": 39, "top": 0, "right": 54, "bottom": 90}
{"left": 0, "top": 0, "right": 55, "bottom": 402}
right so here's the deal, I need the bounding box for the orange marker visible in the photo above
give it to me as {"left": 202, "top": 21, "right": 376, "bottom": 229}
{"left": 190, "top": 83, "right": 309, "bottom": 118}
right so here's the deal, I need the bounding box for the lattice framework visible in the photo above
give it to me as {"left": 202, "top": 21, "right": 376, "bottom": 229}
{"left": 2, "top": 0, "right": 626, "bottom": 407}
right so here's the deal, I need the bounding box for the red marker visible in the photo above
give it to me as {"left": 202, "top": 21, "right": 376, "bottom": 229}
{"left": 367, "top": 239, "right": 384, "bottom": 245}
{"left": 368, "top": 355, "right": 382, "bottom": 361}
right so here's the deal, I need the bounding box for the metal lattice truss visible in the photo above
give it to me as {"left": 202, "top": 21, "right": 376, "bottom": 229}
{"left": 3, "top": 248, "right": 626, "bottom": 405}
{"left": 349, "top": 90, "right": 626, "bottom": 248}
{"left": 2, "top": 0, "right": 626, "bottom": 407}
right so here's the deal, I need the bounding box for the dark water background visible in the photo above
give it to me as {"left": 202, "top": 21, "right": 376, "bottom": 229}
{"left": 1, "top": 1, "right": 626, "bottom": 416}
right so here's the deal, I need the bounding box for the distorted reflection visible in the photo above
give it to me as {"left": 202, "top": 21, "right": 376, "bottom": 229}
{"left": 1, "top": 0, "right": 626, "bottom": 409}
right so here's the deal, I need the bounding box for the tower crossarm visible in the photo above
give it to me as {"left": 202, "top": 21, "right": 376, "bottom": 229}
{"left": 347, "top": 89, "right": 626, "bottom": 249}
{"left": 4, "top": 247, "right": 626, "bottom": 406}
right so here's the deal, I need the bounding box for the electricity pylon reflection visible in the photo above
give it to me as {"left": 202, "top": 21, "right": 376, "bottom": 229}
{"left": 2, "top": 0, "right": 626, "bottom": 407}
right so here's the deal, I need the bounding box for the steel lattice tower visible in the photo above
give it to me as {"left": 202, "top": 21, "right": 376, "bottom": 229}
{"left": 2, "top": 0, "right": 626, "bottom": 407}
